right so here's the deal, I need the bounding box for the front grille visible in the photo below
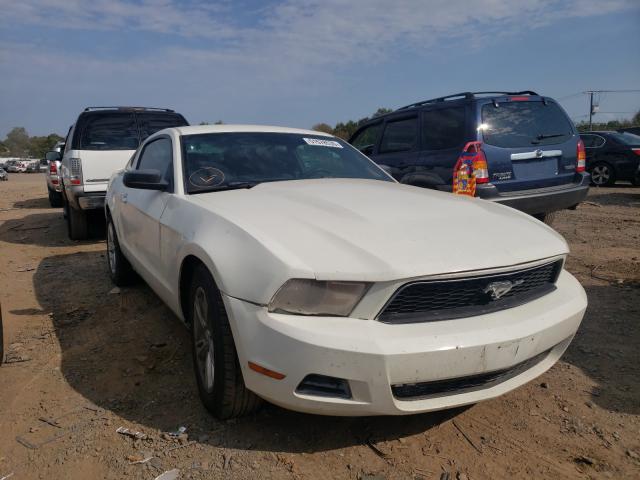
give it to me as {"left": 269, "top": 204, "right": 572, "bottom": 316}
{"left": 379, "top": 260, "right": 562, "bottom": 324}
{"left": 392, "top": 348, "right": 551, "bottom": 400}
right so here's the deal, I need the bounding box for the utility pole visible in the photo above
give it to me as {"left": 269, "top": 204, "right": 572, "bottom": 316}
{"left": 588, "top": 92, "right": 594, "bottom": 131}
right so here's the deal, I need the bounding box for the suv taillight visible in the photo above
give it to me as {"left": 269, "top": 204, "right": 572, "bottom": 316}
{"left": 632, "top": 148, "right": 640, "bottom": 157}
{"left": 576, "top": 139, "right": 586, "bottom": 172}
{"left": 69, "top": 158, "right": 82, "bottom": 185}
{"left": 49, "top": 162, "right": 57, "bottom": 174}
{"left": 453, "top": 141, "right": 489, "bottom": 196}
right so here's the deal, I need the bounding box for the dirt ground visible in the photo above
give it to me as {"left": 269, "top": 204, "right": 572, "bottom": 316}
{"left": 0, "top": 173, "right": 638, "bottom": 480}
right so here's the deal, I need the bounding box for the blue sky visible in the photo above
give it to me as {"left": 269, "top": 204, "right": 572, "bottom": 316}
{"left": 1, "top": 0, "right": 639, "bottom": 138}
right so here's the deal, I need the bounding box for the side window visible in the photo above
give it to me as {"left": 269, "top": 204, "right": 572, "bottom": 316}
{"left": 581, "top": 135, "right": 595, "bottom": 148}
{"left": 137, "top": 113, "right": 189, "bottom": 141}
{"left": 422, "top": 107, "right": 466, "bottom": 150}
{"left": 351, "top": 123, "right": 382, "bottom": 154}
{"left": 64, "top": 126, "right": 74, "bottom": 154}
{"left": 379, "top": 117, "right": 418, "bottom": 153}
{"left": 593, "top": 135, "right": 606, "bottom": 148}
{"left": 137, "top": 138, "right": 173, "bottom": 190}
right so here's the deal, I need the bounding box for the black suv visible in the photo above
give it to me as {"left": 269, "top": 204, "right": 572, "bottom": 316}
{"left": 349, "top": 91, "right": 590, "bottom": 223}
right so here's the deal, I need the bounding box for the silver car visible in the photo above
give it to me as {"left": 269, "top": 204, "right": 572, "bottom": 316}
{"left": 0, "top": 168, "right": 8, "bottom": 181}
{"left": 45, "top": 141, "right": 65, "bottom": 207}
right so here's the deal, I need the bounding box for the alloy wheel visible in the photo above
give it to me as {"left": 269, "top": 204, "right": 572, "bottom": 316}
{"left": 591, "top": 165, "right": 611, "bottom": 185}
{"left": 107, "top": 222, "right": 117, "bottom": 275}
{"left": 193, "top": 287, "right": 215, "bottom": 392}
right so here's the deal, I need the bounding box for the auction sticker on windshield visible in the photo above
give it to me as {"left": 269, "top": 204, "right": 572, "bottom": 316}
{"left": 303, "top": 138, "right": 343, "bottom": 148}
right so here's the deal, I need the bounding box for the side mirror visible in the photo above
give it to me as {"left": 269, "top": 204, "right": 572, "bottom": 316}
{"left": 45, "top": 151, "right": 61, "bottom": 161}
{"left": 358, "top": 144, "right": 374, "bottom": 156}
{"left": 123, "top": 169, "right": 168, "bottom": 191}
{"left": 378, "top": 164, "right": 393, "bottom": 175}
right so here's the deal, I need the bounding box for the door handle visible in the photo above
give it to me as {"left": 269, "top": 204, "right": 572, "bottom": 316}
{"left": 121, "top": 193, "right": 128, "bottom": 204}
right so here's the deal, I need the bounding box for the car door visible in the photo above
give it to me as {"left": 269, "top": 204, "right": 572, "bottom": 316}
{"left": 375, "top": 115, "right": 420, "bottom": 181}
{"left": 119, "top": 136, "right": 174, "bottom": 287}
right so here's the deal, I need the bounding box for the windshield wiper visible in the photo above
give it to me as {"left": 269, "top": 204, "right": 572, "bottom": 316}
{"left": 191, "top": 181, "right": 258, "bottom": 194}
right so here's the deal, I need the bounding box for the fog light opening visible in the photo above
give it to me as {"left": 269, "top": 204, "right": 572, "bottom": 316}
{"left": 296, "top": 374, "right": 352, "bottom": 399}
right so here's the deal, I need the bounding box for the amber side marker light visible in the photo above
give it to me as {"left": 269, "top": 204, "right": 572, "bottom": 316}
{"left": 248, "top": 361, "right": 286, "bottom": 380}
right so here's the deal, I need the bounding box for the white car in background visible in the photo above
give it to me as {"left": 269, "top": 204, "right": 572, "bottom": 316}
{"left": 105, "top": 125, "right": 587, "bottom": 419}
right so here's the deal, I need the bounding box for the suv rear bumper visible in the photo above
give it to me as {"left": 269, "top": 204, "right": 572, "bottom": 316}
{"left": 476, "top": 173, "right": 590, "bottom": 215}
{"left": 64, "top": 184, "right": 105, "bottom": 210}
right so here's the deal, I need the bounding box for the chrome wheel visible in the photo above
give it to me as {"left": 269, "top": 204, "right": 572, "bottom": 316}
{"left": 107, "top": 221, "right": 116, "bottom": 275}
{"left": 591, "top": 164, "right": 611, "bottom": 185}
{"left": 193, "top": 286, "right": 215, "bottom": 392}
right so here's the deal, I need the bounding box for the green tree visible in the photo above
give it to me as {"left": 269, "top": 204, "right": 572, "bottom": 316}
{"left": 4, "top": 127, "right": 30, "bottom": 156}
{"left": 311, "top": 123, "right": 333, "bottom": 134}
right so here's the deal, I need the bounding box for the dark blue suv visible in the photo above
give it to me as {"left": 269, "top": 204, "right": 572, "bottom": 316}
{"left": 349, "top": 91, "right": 590, "bottom": 223}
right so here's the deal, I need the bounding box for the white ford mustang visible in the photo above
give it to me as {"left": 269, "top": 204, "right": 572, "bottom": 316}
{"left": 105, "top": 125, "right": 587, "bottom": 419}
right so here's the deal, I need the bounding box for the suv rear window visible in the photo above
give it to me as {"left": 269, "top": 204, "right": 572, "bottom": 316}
{"left": 138, "top": 113, "right": 188, "bottom": 141}
{"left": 481, "top": 101, "right": 573, "bottom": 148}
{"left": 80, "top": 113, "right": 139, "bottom": 150}
{"left": 379, "top": 117, "right": 418, "bottom": 153}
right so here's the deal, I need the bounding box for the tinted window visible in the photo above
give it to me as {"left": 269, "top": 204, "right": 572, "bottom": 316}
{"left": 608, "top": 131, "right": 640, "bottom": 145}
{"left": 422, "top": 107, "right": 466, "bottom": 150}
{"left": 138, "top": 113, "right": 188, "bottom": 141}
{"left": 80, "top": 113, "right": 138, "bottom": 150}
{"left": 137, "top": 137, "right": 173, "bottom": 189}
{"left": 379, "top": 117, "right": 418, "bottom": 153}
{"left": 580, "top": 134, "right": 596, "bottom": 148}
{"left": 481, "top": 101, "right": 573, "bottom": 148}
{"left": 181, "top": 133, "right": 391, "bottom": 193}
{"left": 351, "top": 123, "right": 382, "bottom": 153}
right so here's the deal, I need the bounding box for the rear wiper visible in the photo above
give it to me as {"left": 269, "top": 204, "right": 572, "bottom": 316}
{"left": 535, "top": 133, "right": 565, "bottom": 140}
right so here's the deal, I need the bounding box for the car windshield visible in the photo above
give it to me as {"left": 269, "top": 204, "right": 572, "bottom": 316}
{"left": 481, "top": 101, "right": 574, "bottom": 148}
{"left": 180, "top": 132, "right": 392, "bottom": 193}
{"left": 608, "top": 131, "right": 640, "bottom": 145}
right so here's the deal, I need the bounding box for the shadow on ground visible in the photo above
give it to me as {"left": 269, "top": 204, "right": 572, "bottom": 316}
{"left": 587, "top": 184, "right": 640, "bottom": 207}
{"left": 32, "top": 250, "right": 464, "bottom": 454}
{"left": 13, "top": 196, "right": 54, "bottom": 209}
{"left": 0, "top": 212, "right": 105, "bottom": 247}
{"left": 563, "top": 283, "right": 639, "bottom": 415}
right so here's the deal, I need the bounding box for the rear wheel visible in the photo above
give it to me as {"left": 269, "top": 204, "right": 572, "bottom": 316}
{"left": 67, "top": 204, "right": 89, "bottom": 240}
{"left": 189, "top": 265, "right": 261, "bottom": 419}
{"left": 48, "top": 188, "right": 63, "bottom": 208}
{"left": 106, "top": 216, "right": 136, "bottom": 286}
{"left": 590, "top": 162, "right": 616, "bottom": 187}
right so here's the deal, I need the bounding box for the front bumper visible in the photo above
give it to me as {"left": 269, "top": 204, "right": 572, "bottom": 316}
{"left": 476, "top": 173, "right": 590, "bottom": 215}
{"left": 225, "top": 270, "right": 587, "bottom": 416}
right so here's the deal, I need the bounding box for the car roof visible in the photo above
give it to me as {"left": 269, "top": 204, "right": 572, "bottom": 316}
{"left": 172, "top": 124, "right": 334, "bottom": 137}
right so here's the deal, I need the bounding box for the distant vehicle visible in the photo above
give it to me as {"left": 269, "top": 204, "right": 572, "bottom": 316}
{"left": 106, "top": 124, "right": 587, "bottom": 419}
{"left": 25, "top": 160, "right": 40, "bottom": 173}
{"left": 0, "top": 168, "right": 8, "bottom": 181}
{"left": 349, "top": 91, "right": 590, "bottom": 224}
{"left": 580, "top": 131, "right": 640, "bottom": 186}
{"left": 58, "top": 106, "right": 189, "bottom": 239}
{"left": 45, "top": 141, "right": 65, "bottom": 207}
{"left": 5, "top": 161, "right": 19, "bottom": 173}
{"left": 618, "top": 126, "right": 640, "bottom": 136}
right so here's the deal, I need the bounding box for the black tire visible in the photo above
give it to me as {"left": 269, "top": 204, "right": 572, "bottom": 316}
{"left": 106, "top": 215, "right": 136, "bottom": 286}
{"left": 189, "top": 265, "right": 261, "bottom": 419}
{"left": 533, "top": 211, "right": 556, "bottom": 226}
{"left": 589, "top": 162, "right": 616, "bottom": 187}
{"left": 67, "top": 204, "right": 89, "bottom": 240}
{"left": 48, "top": 188, "right": 63, "bottom": 208}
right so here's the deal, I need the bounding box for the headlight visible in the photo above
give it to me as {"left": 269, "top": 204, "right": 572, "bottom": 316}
{"left": 268, "top": 279, "right": 371, "bottom": 316}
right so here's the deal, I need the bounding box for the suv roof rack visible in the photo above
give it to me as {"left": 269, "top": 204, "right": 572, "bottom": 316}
{"left": 83, "top": 106, "right": 175, "bottom": 113}
{"left": 396, "top": 91, "right": 540, "bottom": 110}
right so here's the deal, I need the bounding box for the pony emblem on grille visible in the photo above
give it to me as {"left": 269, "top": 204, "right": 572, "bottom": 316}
{"left": 483, "top": 279, "right": 524, "bottom": 300}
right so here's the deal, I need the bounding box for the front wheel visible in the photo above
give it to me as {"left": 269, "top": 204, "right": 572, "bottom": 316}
{"left": 590, "top": 162, "right": 616, "bottom": 187}
{"left": 190, "top": 265, "right": 261, "bottom": 419}
{"left": 106, "top": 216, "right": 136, "bottom": 286}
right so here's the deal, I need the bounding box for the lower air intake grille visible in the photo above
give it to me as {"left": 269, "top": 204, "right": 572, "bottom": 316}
{"left": 392, "top": 348, "right": 551, "bottom": 400}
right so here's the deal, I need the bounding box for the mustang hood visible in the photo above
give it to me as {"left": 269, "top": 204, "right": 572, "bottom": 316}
{"left": 188, "top": 179, "right": 568, "bottom": 281}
